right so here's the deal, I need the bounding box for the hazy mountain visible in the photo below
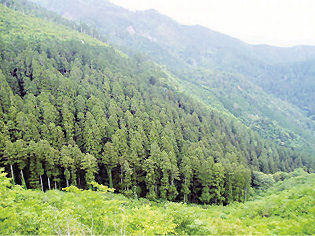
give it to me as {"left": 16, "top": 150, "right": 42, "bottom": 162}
{"left": 0, "top": 2, "right": 314, "bottom": 234}
{"left": 30, "top": 0, "right": 315, "bottom": 66}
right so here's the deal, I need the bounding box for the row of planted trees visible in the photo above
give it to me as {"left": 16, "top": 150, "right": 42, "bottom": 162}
{"left": 1, "top": 135, "right": 251, "bottom": 205}
{"left": 0, "top": 82, "right": 256, "bottom": 205}
{"left": 2, "top": 138, "right": 97, "bottom": 191}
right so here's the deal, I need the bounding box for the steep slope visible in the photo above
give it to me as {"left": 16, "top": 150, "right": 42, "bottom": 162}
{"left": 0, "top": 3, "right": 311, "bottom": 206}
{"left": 29, "top": 0, "right": 315, "bottom": 152}
{"left": 254, "top": 58, "right": 315, "bottom": 118}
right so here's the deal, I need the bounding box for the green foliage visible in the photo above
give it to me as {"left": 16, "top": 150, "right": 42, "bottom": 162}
{"left": 91, "top": 181, "right": 115, "bottom": 193}
{"left": 0, "top": 0, "right": 108, "bottom": 48}
{"left": 62, "top": 185, "right": 82, "bottom": 194}
{"left": 0, "top": 1, "right": 313, "bottom": 234}
{"left": 0, "top": 167, "right": 12, "bottom": 190}
{"left": 31, "top": 0, "right": 315, "bottom": 154}
{"left": 0, "top": 1, "right": 312, "bottom": 207}
{"left": 0, "top": 167, "right": 314, "bottom": 235}
{"left": 252, "top": 171, "right": 275, "bottom": 190}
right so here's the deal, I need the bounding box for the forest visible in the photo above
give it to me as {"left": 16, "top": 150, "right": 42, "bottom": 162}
{"left": 29, "top": 0, "right": 315, "bottom": 154}
{"left": 0, "top": 1, "right": 314, "bottom": 234}
{"left": 0, "top": 2, "right": 312, "bottom": 204}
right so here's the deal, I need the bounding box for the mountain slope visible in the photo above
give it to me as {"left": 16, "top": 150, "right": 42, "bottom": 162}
{"left": 29, "top": 0, "right": 315, "bottom": 153}
{"left": 2, "top": 2, "right": 312, "bottom": 207}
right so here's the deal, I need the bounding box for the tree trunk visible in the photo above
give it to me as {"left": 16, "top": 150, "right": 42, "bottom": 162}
{"left": 133, "top": 185, "right": 137, "bottom": 199}
{"left": 71, "top": 169, "right": 77, "bottom": 186}
{"left": 107, "top": 167, "right": 113, "bottom": 188}
{"left": 10, "top": 164, "right": 15, "bottom": 184}
{"left": 183, "top": 177, "right": 187, "bottom": 203}
{"left": 66, "top": 179, "right": 69, "bottom": 187}
{"left": 54, "top": 181, "right": 57, "bottom": 189}
{"left": 120, "top": 166, "right": 123, "bottom": 185}
{"left": 133, "top": 167, "right": 137, "bottom": 198}
{"left": 39, "top": 175, "right": 44, "bottom": 191}
{"left": 47, "top": 177, "right": 51, "bottom": 190}
{"left": 20, "top": 169, "right": 26, "bottom": 189}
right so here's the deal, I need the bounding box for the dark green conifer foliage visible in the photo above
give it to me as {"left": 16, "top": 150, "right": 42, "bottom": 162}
{"left": 0, "top": 2, "right": 312, "bottom": 205}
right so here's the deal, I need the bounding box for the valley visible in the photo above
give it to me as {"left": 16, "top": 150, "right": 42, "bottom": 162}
{"left": 0, "top": 0, "right": 314, "bottom": 234}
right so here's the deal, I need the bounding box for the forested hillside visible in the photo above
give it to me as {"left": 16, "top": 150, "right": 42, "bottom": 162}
{"left": 0, "top": 2, "right": 312, "bottom": 207}
{"left": 29, "top": 0, "right": 315, "bottom": 152}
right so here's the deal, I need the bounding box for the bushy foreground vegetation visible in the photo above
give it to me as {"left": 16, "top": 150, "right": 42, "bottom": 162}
{"left": 0, "top": 168, "right": 314, "bottom": 235}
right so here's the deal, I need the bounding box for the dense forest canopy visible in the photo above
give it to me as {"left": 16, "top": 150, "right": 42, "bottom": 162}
{"left": 0, "top": 0, "right": 314, "bottom": 208}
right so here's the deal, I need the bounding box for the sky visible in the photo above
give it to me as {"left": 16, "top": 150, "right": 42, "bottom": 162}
{"left": 109, "top": 0, "right": 315, "bottom": 47}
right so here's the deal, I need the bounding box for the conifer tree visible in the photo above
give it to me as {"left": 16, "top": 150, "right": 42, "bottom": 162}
{"left": 3, "top": 140, "right": 16, "bottom": 184}
{"left": 81, "top": 153, "right": 98, "bottom": 189}
{"left": 101, "top": 142, "right": 119, "bottom": 188}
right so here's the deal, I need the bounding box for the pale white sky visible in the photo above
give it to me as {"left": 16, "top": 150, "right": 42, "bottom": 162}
{"left": 109, "top": 0, "right": 315, "bottom": 47}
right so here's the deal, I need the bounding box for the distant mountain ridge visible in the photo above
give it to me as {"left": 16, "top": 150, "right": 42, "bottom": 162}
{"left": 31, "top": 0, "right": 315, "bottom": 62}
